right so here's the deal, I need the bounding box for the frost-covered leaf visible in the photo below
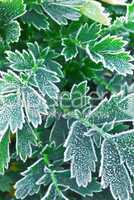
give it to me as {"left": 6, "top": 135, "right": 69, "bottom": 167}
{"left": 30, "top": 44, "right": 64, "bottom": 78}
{"left": 64, "top": 121, "right": 97, "bottom": 187}
{"left": 55, "top": 170, "right": 101, "bottom": 197}
{"left": 0, "top": 70, "right": 21, "bottom": 94}
{"left": 6, "top": 43, "right": 61, "bottom": 99}
{"left": 0, "top": 132, "right": 10, "bottom": 175}
{"left": 0, "top": 0, "right": 25, "bottom": 43}
{"left": 35, "top": 68, "right": 60, "bottom": 99}
{"left": 0, "top": 0, "right": 26, "bottom": 24}
{"left": 41, "top": 0, "right": 110, "bottom": 25}
{"left": 16, "top": 123, "right": 37, "bottom": 162}
{"left": 44, "top": 59, "right": 64, "bottom": 78}
{"left": 15, "top": 159, "right": 45, "bottom": 199}
{"left": 88, "top": 92, "right": 134, "bottom": 125}
{"left": 87, "top": 35, "right": 134, "bottom": 75}
{"left": 61, "top": 81, "right": 90, "bottom": 113}
{"left": 4, "top": 21, "right": 21, "bottom": 43}
{"left": 0, "top": 70, "right": 50, "bottom": 135}
{"left": 70, "top": 81, "right": 90, "bottom": 109}
{"left": 80, "top": 0, "right": 111, "bottom": 26}
{"left": 36, "top": 166, "right": 51, "bottom": 186}
{"left": 0, "top": 94, "right": 25, "bottom": 139}
{"left": 100, "top": 129, "right": 134, "bottom": 200}
{"left": 22, "top": 7, "right": 49, "bottom": 30}
{"left": 41, "top": 183, "right": 69, "bottom": 200}
{"left": 22, "top": 86, "right": 48, "bottom": 128}
{"left": 41, "top": 1, "right": 80, "bottom": 25}
{"left": 6, "top": 49, "right": 36, "bottom": 72}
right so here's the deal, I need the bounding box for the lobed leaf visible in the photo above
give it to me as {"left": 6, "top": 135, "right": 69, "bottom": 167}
{"left": 41, "top": 183, "right": 69, "bottom": 200}
{"left": 0, "top": 94, "right": 25, "bottom": 139}
{"left": 0, "top": 0, "right": 26, "bottom": 24}
{"left": 4, "top": 21, "right": 21, "bottom": 43}
{"left": 55, "top": 170, "right": 101, "bottom": 197}
{"left": 100, "top": 129, "right": 134, "bottom": 200}
{"left": 16, "top": 123, "right": 38, "bottom": 162}
{"left": 22, "top": 86, "right": 48, "bottom": 128}
{"left": 15, "top": 159, "right": 45, "bottom": 199}
{"left": 42, "top": 1, "right": 80, "bottom": 25}
{"left": 88, "top": 92, "right": 134, "bottom": 125}
{"left": 80, "top": 0, "right": 111, "bottom": 26}
{"left": 64, "top": 121, "right": 97, "bottom": 187}
{"left": 87, "top": 35, "right": 134, "bottom": 75}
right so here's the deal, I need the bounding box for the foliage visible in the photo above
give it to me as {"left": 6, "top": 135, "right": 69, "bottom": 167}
{"left": 0, "top": 0, "right": 134, "bottom": 200}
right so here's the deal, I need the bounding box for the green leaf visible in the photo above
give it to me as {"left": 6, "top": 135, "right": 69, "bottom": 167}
{"left": 61, "top": 38, "right": 78, "bottom": 61}
{"left": 102, "top": 16, "right": 126, "bottom": 35}
{"left": 64, "top": 121, "right": 97, "bottom": 187}
{"left": 42, "top": 1, "right": 80, "bottom": 25}
{"left": 127, "top": 1, "right": 134, "bottom": 22}
{"left": 89, "top": 35, "right": 126, "bottom": 52}
{"left": 100, "top": 129, "right": 134, "bottom": 200}
{"left": 49, "top": 117, "right": 68, "bottom": 146}
{"left": 80, "top": 0, "right": 111, "bottom": 26}
{"left": 61, "top": 23, "right": 101, "bottom": 61}
{"left": 125, "top": 1, "right": 134, "bottom": 33}
{"left": 16, "top": 123, "right": 37, "bottom": 162}
{"left": 0, "top": 132, "right": 10, "bottom": 175}
{"left": 55, "top": 170, "right": 101, "bottom": 197}
{"left": 0, "top": 175, "right": 13, "bottom": 192}
{"left": 87, "top": 190, "right": 115, "bottom": 200}
{"left": 45, "top": 115, "right": 55, "bottom": 128}
{"left": 87, "top": 35, "right": 134, "bottom": 75}
{"left": 76, "top": 23, "right": 101, "bottom": 44}
{"left": 15, "top": 159, "right": 45, "bottom": 199}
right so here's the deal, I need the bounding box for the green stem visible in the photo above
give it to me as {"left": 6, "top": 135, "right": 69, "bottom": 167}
{"left": 43, "top": 154, "right": 63, "bottom": 197}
